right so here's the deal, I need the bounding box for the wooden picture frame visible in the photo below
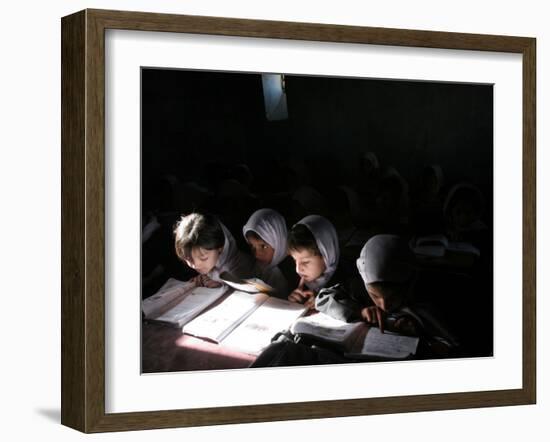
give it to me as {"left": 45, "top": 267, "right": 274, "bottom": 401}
{"left": 61, "top": 8, "right": 536, "bottom": 433}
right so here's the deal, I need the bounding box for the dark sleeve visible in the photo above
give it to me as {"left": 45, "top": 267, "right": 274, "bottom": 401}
{"left": 315, "top": 283, "right": 363, "bottom": 322}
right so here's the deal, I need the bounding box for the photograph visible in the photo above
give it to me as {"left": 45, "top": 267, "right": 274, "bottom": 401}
{"left": 140, "top": 67, "right": 494, "bottom": 373}
{"left": 57, "top": 6, "right": 536, "bottom": 433}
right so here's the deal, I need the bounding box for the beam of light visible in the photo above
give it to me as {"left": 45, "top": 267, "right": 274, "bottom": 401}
{"left": 262, "top": 73, "right": 288, "bottom": 121}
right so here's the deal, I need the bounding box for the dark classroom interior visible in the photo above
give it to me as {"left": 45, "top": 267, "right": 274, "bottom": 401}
{"left": 141, "top": 68, "right": 494, "bottom": 359}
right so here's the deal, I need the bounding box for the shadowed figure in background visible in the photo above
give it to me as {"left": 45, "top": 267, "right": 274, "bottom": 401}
{"left": 354, "top": 151, "right": 381, "bottom": 215}
{"left": 290, "top": 185, "right": 328, "bottom": 224}
{"left": 443, "top": 182, "right": 488, "bottom": 247}
{"left": 442, "top": 182, "right": 493, "bottom": 354}
{"left": 410, "top": 164, "right": 446, "bottom": 235}
{"left": 368, "top": 166, "right": 410, "bottom": 234}
{"left": 214, "top": 178, "right": 260, "bottom": 249}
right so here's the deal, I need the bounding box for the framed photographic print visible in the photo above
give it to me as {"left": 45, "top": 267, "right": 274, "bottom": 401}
{"left": 61, "top": 9, "right": 536, "bottom": 433}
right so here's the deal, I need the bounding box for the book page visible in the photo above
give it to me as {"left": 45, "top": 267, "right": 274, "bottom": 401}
{"left": 290, "top": 313, "right": 362, "bottom": 346}
{"left": 359, "top": 328, "right": 419, "bottom": 359}
{"left": 141, "top": 278, "right": 194, "bottom": 318}
{"left": 220, "top": 277, "right": 274, "bottom": 294}
{"left": 153, "top": 285, "right": 228, "bottom": 328}
{"left": 183, "top": 291, "right": 269, "bottom": 342}
{"left": 221, "top": 297, "right": 307, "bottom": 355}
{"left": 447, "top": 241, "right": 480, "bottom": 256}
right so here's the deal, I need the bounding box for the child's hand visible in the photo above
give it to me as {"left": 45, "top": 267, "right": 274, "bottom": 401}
{"left": 288, "top": 277, "right": 316, "bottom": 307}
{"left": 303, "top": 293, "right": 317, "bottom": 310}
{"left": 191, "top": 274, "right": 222, "bottom": 288}
{"left": 361, "top": 306, "right": 385, "bottom": 333}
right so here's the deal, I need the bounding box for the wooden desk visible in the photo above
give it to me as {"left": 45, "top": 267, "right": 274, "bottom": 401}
{"left": 142, "top": 321, "right": 256, "bottom": 373}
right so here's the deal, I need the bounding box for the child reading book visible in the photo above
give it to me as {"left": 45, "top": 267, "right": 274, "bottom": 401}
{"left": 287, "top": 215, "right": 341, "bottom": 308}
{"left": 174, "top": 213, "right": 253, "bottom": 287}
{"left": 242, "top": 208, "right": 291, "bottom": 298}
{"left": 355, "top": 234, "right": 458, "bottom": 353}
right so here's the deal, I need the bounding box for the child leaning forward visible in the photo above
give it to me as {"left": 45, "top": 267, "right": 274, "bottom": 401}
{"left": 287, "top": 215, "right": 341, "bottom": 309}
{"left": 174, "top": 213, "right": 253, "bottom": 287}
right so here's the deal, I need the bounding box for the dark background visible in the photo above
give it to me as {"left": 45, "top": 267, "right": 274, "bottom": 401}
{"left": 141, "top": 69, "right": 493, "bottom": 211}
{"left": 141, "top": 68, "right": 494, "bottom": 357}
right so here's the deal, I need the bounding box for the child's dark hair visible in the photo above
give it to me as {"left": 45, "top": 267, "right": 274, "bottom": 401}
{"left": 448, "top": 186, "right": 484, "bottom": 216}
{"left": 288, "top": 224, "right": 321, "bottom": 256}
{"left": 174, "top": 213, "right": 225, "bottom": 262}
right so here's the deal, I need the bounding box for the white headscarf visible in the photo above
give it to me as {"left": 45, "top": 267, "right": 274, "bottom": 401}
{"left": 208, "top": 222, "right": 252, "bottom": 281}
{"left": 363, "top": 151, "right": 380, "bottom": 170}
{"left": 242, "top": 208, "right": 288, "bottom": 268}
{"left": 295, "top": 215, "right": 340, "bottom": 292}
{"left": 356, "top": 234, "right": 414, "bottom": 286}
{"left": 357, "top": 235, "right": 458, "bottom": 346}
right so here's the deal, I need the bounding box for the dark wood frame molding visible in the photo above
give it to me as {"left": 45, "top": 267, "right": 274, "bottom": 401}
{"left": 61, "top": 9, "right": 536, "bottom": 433}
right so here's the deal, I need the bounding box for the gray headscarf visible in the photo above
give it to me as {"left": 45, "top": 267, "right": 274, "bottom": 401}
{"left": 209, "top": 222, "right": 252, "bottom": 281}
{"left": 243, "top": 208, "right": 288, "bottom": 268}
{"left": 295, "top": 215, "right": 340, "bottom": 292}
{"left": 363, "top": 151, "right": 380, "bottom": 170}
{"left": 356, "top": 234, "right": 414, "bottom": 286}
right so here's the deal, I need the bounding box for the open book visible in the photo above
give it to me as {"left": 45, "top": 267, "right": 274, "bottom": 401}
{"left": 346, "top": 327, "right": 419, "bottom": 360}
{"left": 219, "top": 271, "right": 274, "bottom": 294}
{"left": 183, "top": 291, "right": 307, "bottom": 355}
{"left": 291, "top": 313, "right": 419, "bottom": 360}
{"left": 142, "top": 278, "right": 228, "bottom": 328}
{"left": 411, "top": 234, "right": 480, "bottom": 259}
{"left": 290, "top": 312, "right": 364, "bottom": 347}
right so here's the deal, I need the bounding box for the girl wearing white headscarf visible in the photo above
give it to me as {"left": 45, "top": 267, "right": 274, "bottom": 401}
{"left": 287, "top": 215, "right": 341, "bottom": 307}
{"left": 174, "top": 213, "right": 253, "bottom": 286}
{"left": 356, "top": 234, "right": 458, "bottom": 349}
{"left": 243, "top": 208, "right": 290, "bottom": 297}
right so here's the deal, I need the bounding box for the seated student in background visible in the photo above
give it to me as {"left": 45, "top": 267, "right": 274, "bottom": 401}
{"left": 287, "top": 215, "right": 341, "bottom": 309}
{"left": 443, "top": 182, "right": 488, "bottom": 247}
{"left": 410, "top": 164, "right": 446, "bottom": 235}
{"left": 242, "top": 208, "right": 291, "bottom": 298}
{"left": 173, "top": 213, "right": 253, "bottom": 287}
{"left": 356, "top": 234, "right": 459, "bottom": 353}
{"left": 354, "top": 151, "right": 381, "bottom": 212}
{"left": 369, "top": 166, "right": 410, "bottom": 235}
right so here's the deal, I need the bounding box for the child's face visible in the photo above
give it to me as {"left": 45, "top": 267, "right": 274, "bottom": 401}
{"left": 184, "top": 247, "right": 222, "bottom": 275}
{"left": 366, "top": 283, "right": 405, "bottom": 313}
{"left": 290, "top": 248, "right": 326, "bottom": 283}
{"left": 247, "top": 236, "right": 275, "bottom": 266}
{"left": 451, "top": 200, "right": 478, "bottom": 230}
